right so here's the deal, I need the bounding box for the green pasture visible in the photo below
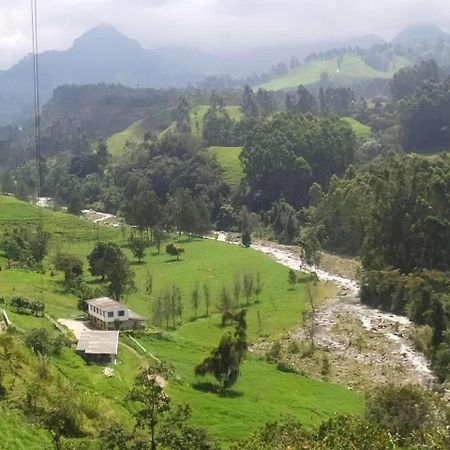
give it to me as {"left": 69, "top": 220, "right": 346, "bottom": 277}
{"left": 257, "top": 54, "right": 409, "bottom": 90}
{"left": 0, "top": 195, "right": 364, "bottom": 445}
{"left": 208, "top": 146, "right": 244, "bottom": 187}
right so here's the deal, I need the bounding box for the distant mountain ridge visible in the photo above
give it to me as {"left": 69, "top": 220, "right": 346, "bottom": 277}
{"left": 391, "top": 24, "right": 450, "bottom": 48}
{"left": 0, "top": 23, "right": 448, "bottom": 124}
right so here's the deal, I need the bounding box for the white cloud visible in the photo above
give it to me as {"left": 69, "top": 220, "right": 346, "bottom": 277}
{"left": 1, "top": 0, "right": 450, "bottom": 69}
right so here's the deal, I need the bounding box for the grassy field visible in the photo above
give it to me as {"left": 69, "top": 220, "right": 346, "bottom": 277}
{"left": 0, "top": 195, "right": 364, "bottom": 446}
{"left": 106, "top": 109, "right": 173, "bottom": 159}
{"left": 106, "top": 119, "right": 146, "bottom": 159}
{"left": 257, "top": 54, "right": 409, "bottom": 90}
{"left": 191, "top": 105, "right": 243, "bottom": 137}
{"left": 0, "top": 407, "right": 53, "bottom": 450}
{"left": 342, "top": 117, "right": 371, "bottom": 138}
{"left": 208, "top": 146, "right": 244, "bottom": 187}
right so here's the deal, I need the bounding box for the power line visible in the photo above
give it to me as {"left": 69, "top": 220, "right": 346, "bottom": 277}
{"left": 30, "top": 0, "right": 42, "bottom": 200}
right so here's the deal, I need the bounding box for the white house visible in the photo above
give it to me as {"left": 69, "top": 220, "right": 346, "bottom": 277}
{"left": 86, "top": 297, "right": 145, "bottom": 330}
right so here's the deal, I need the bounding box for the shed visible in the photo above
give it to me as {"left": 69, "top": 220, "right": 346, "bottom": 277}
{"left": 76, "top": 329, "right": 119, "bottom": 364}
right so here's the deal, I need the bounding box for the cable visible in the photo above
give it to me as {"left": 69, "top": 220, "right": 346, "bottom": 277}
{"left": 30, "top": 0, "right": 42, "bottom": 200}
{"left": 30, "top": 0, "right": 45, "bottom": 299}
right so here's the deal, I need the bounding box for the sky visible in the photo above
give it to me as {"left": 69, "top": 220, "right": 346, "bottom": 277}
{"left": 1, "top": 0, "right": 450, "bottom": 70}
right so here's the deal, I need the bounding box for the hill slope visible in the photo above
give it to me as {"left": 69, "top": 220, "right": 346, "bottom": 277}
{"left": 0, "top": 195, "right": 364, "bottom": 446}
{"left": 392, "top": 24, "right": 450, "bottom": 47}
{"left": 257, "top": 54, "right": 408, "bottom": 90}
{"left": 190, "top": 105, "right": 243, "bottom": 137}
{"left": 208, "top": 146, "right": 244, "bottom": 186}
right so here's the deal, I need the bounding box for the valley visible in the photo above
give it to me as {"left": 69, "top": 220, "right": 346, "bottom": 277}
{"left": 0, "top": 12, "right": 449, "bottom": 450}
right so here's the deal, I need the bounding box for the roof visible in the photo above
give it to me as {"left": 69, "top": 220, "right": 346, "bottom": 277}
{"left": 76, "top": 330, "right": 119, "bottom": 355}
{"left": 86, "top": 297, "right": 126, "bottom": 311}
{"left": 128, "top": 309, "right": 146, "bottom": 321}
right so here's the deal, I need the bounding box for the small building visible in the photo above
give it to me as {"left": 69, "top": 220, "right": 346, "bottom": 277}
{"left": 86, "top": 297, "right": 146, "bottom": 330}
{"left": 76, "top": 330, "right": 119, "bottom": 364}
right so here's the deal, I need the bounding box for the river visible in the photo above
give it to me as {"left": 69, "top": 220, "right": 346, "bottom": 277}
{"left": 213, "top": 232, "right": 435, "bottom": 387}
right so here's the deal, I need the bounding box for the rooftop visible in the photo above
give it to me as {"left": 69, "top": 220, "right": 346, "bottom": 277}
{"left": 86, "top": 297, "right": 126, "bottom": 311}
{"left": 76, "top": 330, "right": 119, "bottom": 355}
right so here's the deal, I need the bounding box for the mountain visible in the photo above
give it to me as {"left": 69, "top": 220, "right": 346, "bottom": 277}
{"left": 391, "top": 24, "right": 450, "bottom": 47}
{"left": 0, "top": 24, "right": 200, "bottom": 124}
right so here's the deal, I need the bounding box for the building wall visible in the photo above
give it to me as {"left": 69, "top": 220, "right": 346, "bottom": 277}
{"left": 88, "top": 304, "right": 129, "bottom": 323}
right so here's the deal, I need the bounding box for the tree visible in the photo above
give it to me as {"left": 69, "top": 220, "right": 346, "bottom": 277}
{"left": 243, "top": 272, "right": 254, "bottom": 306}
{"left": 288, "top": 269, "right": 297, "bottom": 286}
{"left": 121, "top": 178, "right": 161, "bottom": 232}
{"left": 203, "top": 283, "right": 211, "bottom": 316}
{"left": 233, "top": 273, "right": 241, "bottom": 307}
{"left": 174, "top": 96, "right": 191, "bottom": 133}
{"left": 158, "top": 403, "right": 219, "bottom": 450}
{"left": 217, "top": 285, "right": 233, "bottom": 315}
{"left": 53, "top": 252, "right": 83, "bottom": 289}
{"left": 391, "top": 60, "right": 439, "bottom": 101}
{"left": 191, "top": 281, "right": 200, "bottom": 320}
{"left": 240, "top": 113, "right": 355, "bottom": 209}
{"left": 145, "top": 270, "right": 153, "bottom": 295}
{"left": 24, "top": 328, "right": 66, "bottom": 357}
{"left": 1, "top": 226, "right": 48, "bottom": 269}
{"left": 166, "top": 243, "right": 185, "bottom": 261}
{"left": 108, "top": 256, "right": 136, "bottom": 300}
{"left": 88, "top": 242, "right": 135, "bottom": 299}
{"left": 240, "top": 206, "right": 252, "bottom": 248}
{"left": 127, "top": 366, "right": 171, "bottom": 450}
{"left": 100, "top": 424, "right": 130, "bottom": 450}
{"left": 299, "top": 227, "right": 322, "bottom": 268}
{"left": 195, "top": 311, "right": 247, "bottom": 390}
{"left": 256, "top": 88, "right": 276, "bottom": 117}
{"left": 255, "top": 272, "right": 263, "bottom": 302}
{"left": 241, "top": 228, "right": 252, "bottom": 248}
{"left": 55, "top": 174, "right": 83, "bottom": 215}
{"left": 128, "top": 235, "right": 148, "bottom": 263}
{"left": 241, "top": 85, "right": 258, "bottom": 118}
{"left": 366, "top": 384, "right": 449, "bottom": 446}
{"left": 153, "top": 226, "right": 166, "bottom": 255}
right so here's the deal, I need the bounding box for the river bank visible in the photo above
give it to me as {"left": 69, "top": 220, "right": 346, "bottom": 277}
{"left": 213, "top": 232, "right": 436, "bottom": 390}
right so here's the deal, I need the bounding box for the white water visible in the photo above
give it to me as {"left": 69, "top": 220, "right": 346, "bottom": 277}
{"left": 213, "top": 232, "right": 435, "bottom": 386}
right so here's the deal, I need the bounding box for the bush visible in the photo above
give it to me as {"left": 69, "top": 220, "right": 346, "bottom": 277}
{"left": 24, "top": 328, "right": 69, "bottom": 357}
{"left": 265, "top": 341, "right": 282, "bottom": 362}
{"left": 276, "top": 360, "right": 298, "bottom": 374}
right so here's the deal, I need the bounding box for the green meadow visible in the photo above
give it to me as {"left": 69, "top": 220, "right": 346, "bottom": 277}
{"left": 0, "top": 407, "right": 53, "bottom": 450}
{"left": 190, "top": 105, "right": 243, "bottom": 137}
{"left": 342, "top": 117, "right": 372, "bottom": 137}
{"left": 208, "top": 146, "right": 244, "bottom": 187}
{"left": 0, "top": 195, "right": 364, "bottom": 445}
{"left": 257, "top": 54, "right": 409, "bottom": 91}
{"left": 106, "top": 109, "right": 173, "bottom": 159}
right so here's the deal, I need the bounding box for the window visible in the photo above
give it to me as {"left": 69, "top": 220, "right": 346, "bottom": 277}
{"left": 108, "top": 311, "right": 113, "bottom": 318}
{"left": 118, "top": 310, "right": 125, "bottom": 317}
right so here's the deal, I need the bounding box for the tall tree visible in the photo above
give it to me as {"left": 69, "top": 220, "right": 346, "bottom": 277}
{"left": 194, "top": 310, "right": 247, "bottom": 390}
{"left": 241, "top": 85, "right": 258, "bottom": 118}
{"left": 191, "top": 281, "right": 200, "bottom": 320}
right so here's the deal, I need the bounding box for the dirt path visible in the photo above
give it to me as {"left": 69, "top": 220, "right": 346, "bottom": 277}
{"left": 213, "top": 232, "right": 436, "bottom": 389}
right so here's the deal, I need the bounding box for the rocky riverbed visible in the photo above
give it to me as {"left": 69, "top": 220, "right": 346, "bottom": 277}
{"left": 213, "top": 232, "right": 436, "bottom": 389}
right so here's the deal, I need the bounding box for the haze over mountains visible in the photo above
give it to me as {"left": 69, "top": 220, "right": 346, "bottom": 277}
{"left": 0, "top": 23, "right": 449, "bottom": 124}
